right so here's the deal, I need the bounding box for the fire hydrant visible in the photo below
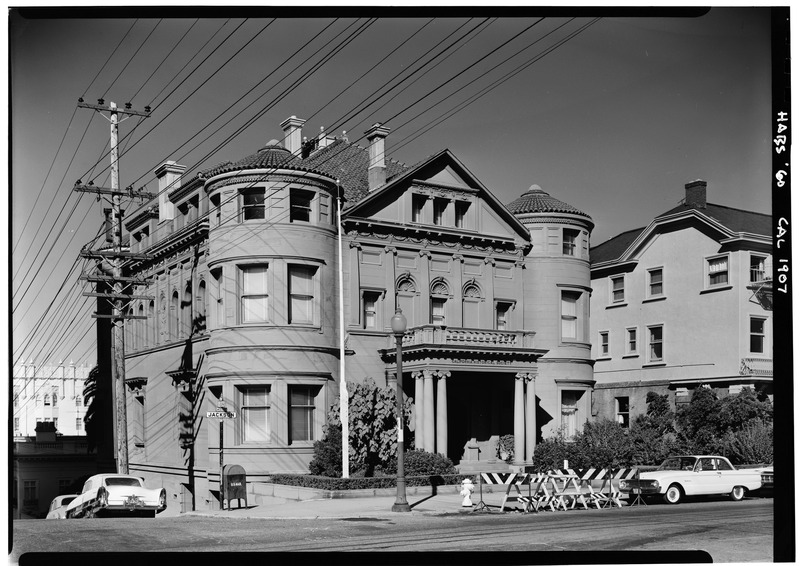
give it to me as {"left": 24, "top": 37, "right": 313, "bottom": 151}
{"left": 460, "top": 478, "right": 475, "bottom": 507}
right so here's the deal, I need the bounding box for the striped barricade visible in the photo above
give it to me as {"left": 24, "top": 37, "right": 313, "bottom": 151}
{"left": 479, "top": 472, "right": 534, "bottom": 513}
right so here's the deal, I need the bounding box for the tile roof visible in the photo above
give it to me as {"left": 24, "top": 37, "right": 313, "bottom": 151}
{"left": 506, "top": 185, "right": 591, "bottom": 219}
{"left": 199, "top": 144, "right": 303, "bottom": 178}
{"left": 590, "top": 227, "right": 646, "bottom": 264}
{"left": 302, "top": 138, "right": 408, "bottom": 206}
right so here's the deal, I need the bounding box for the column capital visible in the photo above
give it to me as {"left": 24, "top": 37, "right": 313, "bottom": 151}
{"left": 411, "top": 371, "right": 423, "bottom": 380}
{"left": 452, "top": 253, "right": 464, "bottom": 263}
{"left": 515, "top": 372, "right": 535, "bottom": 382}
{"left": 349, "top": 241, "right": 362, "bottom": 250}
{"left": 423, "top": 369, "right": 435, "bottom": 379}
{"left": 384, "top": 245, "right": 397, "bottom": 255}
{"left": 435, "top": 370, "right": 451, "bottom": 380}
{"left": 484, "top": 257, "right": 495, "bottom": 266}
{"left": 419, "top": 249, "right": 432, "bottom": 259}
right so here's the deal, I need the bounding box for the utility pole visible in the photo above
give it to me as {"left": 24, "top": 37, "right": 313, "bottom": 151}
{"left": 76, "top": 98, "right": 154, "bottom": 474}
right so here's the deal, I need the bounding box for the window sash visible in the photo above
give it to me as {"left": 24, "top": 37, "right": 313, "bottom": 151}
{"left": 242, "top": 266, "right": 269, "bottom": 323}
{"left": 289, "top": 386, "right": 315, "bottom": 442}
{"left": 750, "top": 318, "right": 765, "bottom": 353}
{"left": 627, "top": 328, "right": 637, "bottom": 353}
{"left": 611, "top": 277, "right": 625, "bottom": 302}
{"left": 562, "top": 231, "right": 577, "bottom": 255}
{"left": 600, "top": 332, "right": 609, "bottom": 355}
{"left": 242, "top": 189, "right": 266, "bottom": 220}
{"left": 241, "top": 387, "right": 270, "bottom": 442}
{"left": 708, "top": 257, "right": 729, "bottom": 285}
{"left": 289, "top": 266, "right": 315, "bottom": 324}
{"left": 561, "top": 293, "right": 578, "bottom": 339}
{"left": 290, "top": 191, "right": 313, "bottom": 222}
{"left": 649, "top": 326, "right": 663, "bottom": 361}
{"left": 649, "top": 269, "right": 663, "bottom": 295}
{"left": 363, "top": 294, "right": 378, "bottom": 329}
{"left": 431, "top": 298, "right": 446, "bottom": 325}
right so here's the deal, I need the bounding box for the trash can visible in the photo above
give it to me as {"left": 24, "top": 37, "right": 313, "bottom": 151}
{"left": 222, "top": 464, "right": 247, "bottom": 510}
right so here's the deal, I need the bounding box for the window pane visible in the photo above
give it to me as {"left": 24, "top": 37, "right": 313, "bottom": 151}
{"left": 243, "top": 407, "right": 269, "bottom": 441}
{"left": 289, "top": 266, "right": 314, "bottom": 324}
{"left": 242, "top": 266, "right": 268, "bottom": 322}
{"left": 432, "top": 298, "right": 446, "bottom": 324}
{"left": 709, "top": 257, "right": 728, "bottom": 285}
{"left": 750, "top": 318, "right": 764, "bottom": 334}
{"left": 242, "top": 190, "right": 265, "bottom": 220}
{"left": 290, "top": 386, "right": 314, "bottom": 442}
{"left": 244, "top": 267, "right": 268, "bottom": 294}
{"left": 563, "top": 230, "right": 578, "bottom": 256}
{"left": 364, "top": 294, "right": 377, "bottom": 329}
{"left": 290, "top": 190, "right": 313, "bottom": 222}
{"left": 649, "top": 327, "right": 663, "bottom": 361}
{"left": 650, "top": 270, "right": 663, "bottom": 295}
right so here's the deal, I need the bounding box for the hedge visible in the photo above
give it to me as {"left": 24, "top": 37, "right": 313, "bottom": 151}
{"left": 267, "top": 473, "right": 475, "bottom": 490}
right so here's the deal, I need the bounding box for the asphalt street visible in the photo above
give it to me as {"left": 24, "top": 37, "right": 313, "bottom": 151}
{"left": 12, "top": 497, "right": 774, "bottom": 563}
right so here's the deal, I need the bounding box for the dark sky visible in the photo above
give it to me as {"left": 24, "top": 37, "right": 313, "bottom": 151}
{"left": 9, "top": 7, "right": 774, "bottom": 366}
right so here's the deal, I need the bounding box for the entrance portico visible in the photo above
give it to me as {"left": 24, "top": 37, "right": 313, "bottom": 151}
{"left": 380, "top": 325, "right": 543, "bottom": 466}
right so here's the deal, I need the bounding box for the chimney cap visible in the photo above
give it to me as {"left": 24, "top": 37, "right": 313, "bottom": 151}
{"left": 365, "top": 123, "right": 390, "bottom": 139}
{"left": 685, "top": 179, "right": 707, "bottom": 188}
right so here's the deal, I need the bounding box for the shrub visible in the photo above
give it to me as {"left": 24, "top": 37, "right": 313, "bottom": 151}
{"left": 531, "top": 435, "right": 574, "bottom": 471}
{"left": 308, "top": 424, "right": 343, "bottom": 478}
{"left": 722, "top": 420, "right": 773, "bottom": 465}
{"left": 268, "top": 473, "right": 474, "bottom": 490}
{"left": 573, "top": 419, "right": 634, "bottom": 469}
{"left": 401, "top": 449, "right": 457, "bottom": 477}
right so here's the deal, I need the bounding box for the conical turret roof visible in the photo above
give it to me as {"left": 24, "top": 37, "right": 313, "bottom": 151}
{"left": 200, "top": 142, "right": 305, "bottom": 178}
{"left": 506, "top": 184, "right": 591, "bottom": 219}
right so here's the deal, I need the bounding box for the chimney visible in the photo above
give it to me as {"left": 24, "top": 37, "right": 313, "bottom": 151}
{"left": 154, "top": 161, "right": 186, "bottom": 222}
{"left": 35, "top": 421, "right": 57, "bottom": 442}
{"left": 280, "top": 115, "right": 306, "bottom": 156}
{"left": 366, "top": 123, "right": 390, "bottom": 190}
{"left": 685, "top": 179, "right": 707, "bottom": 209}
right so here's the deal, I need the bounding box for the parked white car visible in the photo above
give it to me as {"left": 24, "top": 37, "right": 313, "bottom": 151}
{"left": 45, "top": 494, "right": 79, "bottom": 519}
{"left": 619, "top": 455, "right": 762, "bottom": 504}
{"left": 65, "top": 474, "right": 167, "bottom": 518}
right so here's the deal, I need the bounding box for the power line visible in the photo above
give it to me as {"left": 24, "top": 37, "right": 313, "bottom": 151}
{"left": 100, "top": 19, "right": 164, "bottom": 100}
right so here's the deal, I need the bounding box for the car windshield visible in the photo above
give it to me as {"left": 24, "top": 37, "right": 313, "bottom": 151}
{"left": 104, "top": 477, "right": 143, "bottom": 487}
{"left": 658, "top": 457, "right": 697, "bottom": 471}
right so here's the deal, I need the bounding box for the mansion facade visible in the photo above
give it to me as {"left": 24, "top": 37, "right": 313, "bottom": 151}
{"left": 113, "top": 116, "right": 594, "bottom": 510}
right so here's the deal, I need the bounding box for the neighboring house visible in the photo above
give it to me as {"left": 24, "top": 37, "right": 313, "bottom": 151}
{"left": 12, "top": 422, "right": 97, "bottom": 519}
{"left": 589, "top": 180, "right": 772, "bottom": 425}
{"left": 12, "top": 361, "right": 92, "bottom": 437}
{"left": 112, "top": 116, "right": 593, "bottom": 511}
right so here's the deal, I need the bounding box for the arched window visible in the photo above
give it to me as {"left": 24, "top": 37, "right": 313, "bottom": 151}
{"left": 430, "top": 278, "right": 450, "bottom": 326}
{"left": 148, "top": 300, "right": 155, "bottom": 346}
{"left": 137, "top": 303, "right": 145, "bottom": 349}
{"left": 462, "top": 281, "right": 481, "bottom": 328}
{"left": 171, "top": 290, "right": 180, "bottom": 341}
{"left": 396, "top": 274, "right": 417, "bottom": 327}
{"left": 197, "top": 280, "right": 207, "bottom": 332}
{"left": 183, "top": 282, "right": 192, "bottom": 337}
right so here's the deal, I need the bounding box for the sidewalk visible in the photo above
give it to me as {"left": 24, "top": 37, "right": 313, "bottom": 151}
{"left": 181, "top": 490, "right": 479, "bottom": 520}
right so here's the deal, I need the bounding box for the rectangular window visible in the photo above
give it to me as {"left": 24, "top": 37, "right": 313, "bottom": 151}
{"left": 455, "top": 201, "right": 470, "bottom": 228}
{"left": 75, "top": 418, "right": 83, "bottom": 431}
{"left": 495, "top": 302, "right": 511, "bottom": 330}
{"left": 599, "top": 331, "right": 609, "bottom": 357}
{"left": 561, "top": 291, "right": 579, "bottom": 340}
{"left": 626, "top": 327, "right": 638, "bottom": 355}
{"left": 648, "top": 268, "right": 663, "bottom": 297}
{"left": 560, "top": 390, "right": 582, "bottom": 438}
{"left": 611, "top": 275, "right": 625, "bottom": 303}
{"left": 431, "top": 297, "right": 446, "bottom": 325}
{"left": 23, "top": 480, "right": 38, "bottom": 505}
{"left": 241, "top": 188, "right": 265, "bottom": 220}
{"left": 289, "top": 265, "right": 316, "bottom": 324}
{"left": 563, "top": 229, "right": 579, "bottom": 256}
{"left": 708, "top": 256, "right": 729, "bottom": 286}
{"left": 412, "top": 194, "right": 425, "bottom": 223}
{"left": 76, "top": 396, "right": 82, "bottom": 407}
{"left": 648, "top": 325, "right": 663, "bottom": 362}
{"left": 241, "top": 265, "right": 269, "bottom": 323}
{"left": 13, "top": 417, "right": 19, "bottom": 433}
{"left": 750, "top": 255, "right": 767, "bottom": 282}
{"left": 363, "top": 292, "right": 380, "bottom": 329}
{"left": 241, "top": 386, "right": 270, "bottom": 442}
{"left": 290, "top": 189, "right": 313, "bottom": 222}
{"left": 289, "top": 385, "right": 315, "bottom": 443}
{"left": 433, "top": 198, "right": 447, "bottom": 226}
{"left": 616, "top": 397, "right": 630, "bottom": 428}
{"left": 750, "top": 317, "right": 766, "bottom": 354}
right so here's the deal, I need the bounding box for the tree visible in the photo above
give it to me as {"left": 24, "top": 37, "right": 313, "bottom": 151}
{"left": 574, "top": 419, "right": 634, "bottom": 469}
{"left": 628, "top": 392, "right": 679, "bottom": 465}
{"left": 315, "top": 377, "right": 414, "bottom": 477}
{"left": 715, "top": 388, "right": 773, "bottom": 432}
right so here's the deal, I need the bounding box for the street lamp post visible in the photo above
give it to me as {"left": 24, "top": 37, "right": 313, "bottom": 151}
{"left": 391, "top": 308, "right": 411, "bottom": 512}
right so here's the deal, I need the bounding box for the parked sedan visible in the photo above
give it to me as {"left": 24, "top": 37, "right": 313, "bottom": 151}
{"left": 45, "top": 494, "right": 79, "bottom": 519}
{"left": 65, "top": 474, "right": 167, "bottom": 518}
{"left": 619, "top": 455, "right": 762, "bottom": 504}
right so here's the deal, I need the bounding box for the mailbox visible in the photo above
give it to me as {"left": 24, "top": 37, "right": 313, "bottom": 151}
{"left": 222, "top": 464, "right": 248, "bottom": 510}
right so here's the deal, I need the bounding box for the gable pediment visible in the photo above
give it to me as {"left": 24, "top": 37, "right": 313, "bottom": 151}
{"left": 344, "top": 150, "right": 530, "bottom": 245}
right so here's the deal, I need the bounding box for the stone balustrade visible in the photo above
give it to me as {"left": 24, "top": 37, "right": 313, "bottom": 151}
{"left": 390, "top": 325, "right": 535, "bottom": 350}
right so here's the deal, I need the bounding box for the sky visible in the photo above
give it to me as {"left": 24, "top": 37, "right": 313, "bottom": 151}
{"left": 8, "top": 6, "right": 775, "bottom": 370}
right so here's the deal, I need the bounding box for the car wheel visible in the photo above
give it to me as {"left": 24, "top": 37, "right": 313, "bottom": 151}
{"left": 158, "top": 489, "right": 167, "bottom": 511}
{"left": 664, "top": 484, "right": 683, "bottom": 504}
{"left": 730, "top": 485, "right": 746, "bottom": 501}
{"left": 97, "top": 488, "right": 108, "bottom": 507}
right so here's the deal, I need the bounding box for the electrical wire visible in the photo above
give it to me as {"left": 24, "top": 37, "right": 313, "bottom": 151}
{"left": 101, "top": 19, "right": 164, "bottom": 100}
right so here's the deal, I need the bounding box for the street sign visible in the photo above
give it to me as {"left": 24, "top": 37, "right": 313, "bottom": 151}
{"left": 206, "top": 411, "right": 236, "bottom": 418}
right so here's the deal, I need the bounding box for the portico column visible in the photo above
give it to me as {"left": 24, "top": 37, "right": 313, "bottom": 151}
{"left": 436, "top": 371, "right": 449, "bottom": 456}
{"left": 423, "top": 369, "right": 436, "bottom": 452}
{"left": 525, "top": 373, "right": 536, "bottom": 463}
{"left": 348, "top": 242, "right": 361, "bottom": 326}
{"left": 384, "top": 246, "right": 397, "bottom": 326}
{"left": 413, "top": 371, "right": 425, "bottom": 451}
{"left": 514, "top": 373, "right": 525, "bottom": 466}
